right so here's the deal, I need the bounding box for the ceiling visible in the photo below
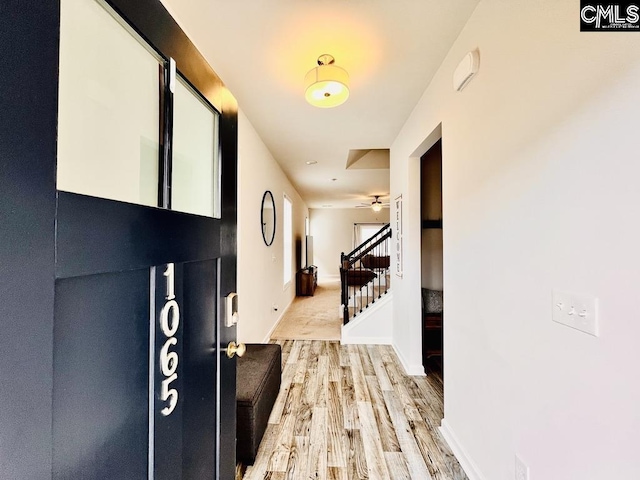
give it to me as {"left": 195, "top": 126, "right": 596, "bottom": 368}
{"left": 161, "top": 0, "right": 480, "bottom": 208}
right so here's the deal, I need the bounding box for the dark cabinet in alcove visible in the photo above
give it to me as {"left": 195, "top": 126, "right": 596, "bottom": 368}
{"left": 296, "top": 265, "right": 318, "bottom": 296}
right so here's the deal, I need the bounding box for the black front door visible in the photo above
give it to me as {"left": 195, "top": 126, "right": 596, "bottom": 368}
{"left": 50, "top": 0, "right": 238, "bottom": 478}
{"left": 52, "top": 202, "right": 235, "bottom": 479}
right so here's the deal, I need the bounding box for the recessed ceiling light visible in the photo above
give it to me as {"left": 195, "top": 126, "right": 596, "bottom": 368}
{"left": 306, "top": 161, "right": 317, "bottom": 165}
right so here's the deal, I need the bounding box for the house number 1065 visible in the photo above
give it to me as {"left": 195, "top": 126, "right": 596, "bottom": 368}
{"left": 160, "top": 263, "right": 179, "bottom": 416}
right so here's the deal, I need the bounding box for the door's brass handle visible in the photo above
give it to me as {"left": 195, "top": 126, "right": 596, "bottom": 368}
{"left": 226, "top": 341, "right": 246, "bottom": 359}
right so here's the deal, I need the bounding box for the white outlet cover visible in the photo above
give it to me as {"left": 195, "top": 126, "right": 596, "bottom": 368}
{"left": 515, "top": 455, "right": 529, "bottom": 480}
{"left": 552, "top": 290, "right": 599, "bottom": 337}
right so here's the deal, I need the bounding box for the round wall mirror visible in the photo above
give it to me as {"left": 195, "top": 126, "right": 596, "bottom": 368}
{"left": 261, "top": 190, "right": 276, "bottom": 246}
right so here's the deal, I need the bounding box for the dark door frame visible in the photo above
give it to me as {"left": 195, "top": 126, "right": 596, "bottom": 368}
{"left": 0, "top": 0, "right": 238, "bottom": 477}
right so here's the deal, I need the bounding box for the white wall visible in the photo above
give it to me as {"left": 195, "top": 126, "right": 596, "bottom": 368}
{"left": 391, "top": 1, "right": 640, "bottom": 479}
{"left": 310, "top": 208, "right": 390, "bottom": 280}
{"left": 341, "top": 292, "right": 393, "bottom": 345}
{"left": 237, "top": 110, "right": 308, "bottom": 343}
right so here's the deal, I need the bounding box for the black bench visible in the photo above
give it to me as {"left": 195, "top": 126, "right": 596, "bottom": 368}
{"left": 236, "top": 343, "right": 281, "bottom": 465}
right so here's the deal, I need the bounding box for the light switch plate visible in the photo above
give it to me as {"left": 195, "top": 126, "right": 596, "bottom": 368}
{"left": 552, "top": 290, "right": 598, "bottom": 336}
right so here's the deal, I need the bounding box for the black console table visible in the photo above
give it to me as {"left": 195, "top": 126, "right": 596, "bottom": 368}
{"left": 296, "top": 266, "right": 317, "bottom": 296}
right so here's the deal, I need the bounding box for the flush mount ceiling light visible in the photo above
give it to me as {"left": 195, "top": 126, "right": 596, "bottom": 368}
{"left": 304, "top": 54, "right": 350, "bottom": 108}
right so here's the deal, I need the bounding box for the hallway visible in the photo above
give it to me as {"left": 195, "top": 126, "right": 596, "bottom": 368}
{"left": 243, "top": 340, "right": 467, "bottom": 480}
{"left": 270, "top": 281, "right": 342, "bottom": 341}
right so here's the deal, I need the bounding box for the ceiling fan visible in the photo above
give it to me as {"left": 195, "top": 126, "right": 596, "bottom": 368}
{"left": 356, "top": 195, "right": 390, "bottom": 212}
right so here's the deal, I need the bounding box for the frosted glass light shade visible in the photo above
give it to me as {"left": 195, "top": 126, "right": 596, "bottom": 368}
{"left": 371, "top": 202, "right": 383, "bottom": 212}
{"left": 304, "top": 63, "right": 350, "bottom": 108}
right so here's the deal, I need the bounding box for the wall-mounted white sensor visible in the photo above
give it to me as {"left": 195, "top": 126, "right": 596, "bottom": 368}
{"left": 453, "top": 49, "right": 479, "bottom": 91}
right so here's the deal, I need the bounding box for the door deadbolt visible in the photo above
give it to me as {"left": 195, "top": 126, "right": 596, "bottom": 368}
{"left": 225, "top": 293, "right": 238, "bottom": 327}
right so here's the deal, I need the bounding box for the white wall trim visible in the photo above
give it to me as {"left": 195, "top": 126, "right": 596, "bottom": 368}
{"left": 439, "top": 419, "right": 485, "bottom": 480}
{"left": 392, "top": 342, "right": 426, "bottom": 376}
{"left": 341, "top": 292, "right": 393, "bottom": 345}
{"left": 318, "top": 274, "right": 341, "bottom": 283}
{"left": 261, "top": 298, "right": 294, "bottom": 343}
{"left": 341, "top": 336, "right": 393, "bottom": 345}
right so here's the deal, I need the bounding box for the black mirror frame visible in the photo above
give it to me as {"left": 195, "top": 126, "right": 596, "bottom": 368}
{"left": 261, "top": 190, "right": 276, "bottom": 246}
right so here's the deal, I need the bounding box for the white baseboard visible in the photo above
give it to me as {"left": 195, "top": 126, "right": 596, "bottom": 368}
{"left": 340, "top": 335, "right": 392, "bottom": 345}
{"left": 262, "top": 299, "right": 294, "bottom": 343}
{"left": 392, "top": 343, "right": 425, "bottom": 376}
{"left": 439, "top": 419, "right": 485, "bottom": 480}
{"left": 318, "top": 274, "right": 340, "bottom": 283}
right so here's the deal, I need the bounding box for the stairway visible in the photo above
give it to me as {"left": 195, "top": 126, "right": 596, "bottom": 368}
{"left": 340, "top": 224, "right": 391, "bottom": 324}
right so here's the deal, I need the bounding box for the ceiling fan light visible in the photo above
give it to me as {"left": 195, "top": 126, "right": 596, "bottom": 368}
{"left": 304, "top": 55, "right": 349, "bottom": 108}
{"left": 371, "top": 202, "right": 383, "bottom": 212}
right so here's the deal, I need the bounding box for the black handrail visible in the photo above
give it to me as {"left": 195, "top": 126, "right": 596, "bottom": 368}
{"left": 344, "top": 223, "right": 390, "bottom": 259}
{"left": 342, "top": 230, "right": 392, "bottom": 269}
{"left": 340, "top": 223, "right": 392, "bottom": 324}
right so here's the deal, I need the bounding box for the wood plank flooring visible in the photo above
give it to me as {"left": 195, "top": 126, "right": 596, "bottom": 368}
{"left": 243, "top": 340, "right": 468, "bottom": 480}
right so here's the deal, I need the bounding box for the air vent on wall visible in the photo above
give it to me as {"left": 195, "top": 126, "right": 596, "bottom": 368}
{"left": 453, "top": 49, "right": 480, "bottom": 91}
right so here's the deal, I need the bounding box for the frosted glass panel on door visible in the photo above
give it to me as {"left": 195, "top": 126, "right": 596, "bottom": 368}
{"left": 57, "top": 0, "right": 160, "bottom": 207}
{"left": 172, "top": 77, "right": 219, "bottom": 218}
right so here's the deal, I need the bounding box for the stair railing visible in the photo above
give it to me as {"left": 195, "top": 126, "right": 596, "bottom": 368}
{"left": 340, "top": 223, "right": 392, "bottom": 324}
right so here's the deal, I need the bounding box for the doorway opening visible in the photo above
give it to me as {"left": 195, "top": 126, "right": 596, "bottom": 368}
{"left": 420, "top": 139, "right": 443, "bottom": 380}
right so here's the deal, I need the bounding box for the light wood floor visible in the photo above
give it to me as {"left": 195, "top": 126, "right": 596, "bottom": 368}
{"left": 243, "top": 340, "right": 467, "bottom": 480}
